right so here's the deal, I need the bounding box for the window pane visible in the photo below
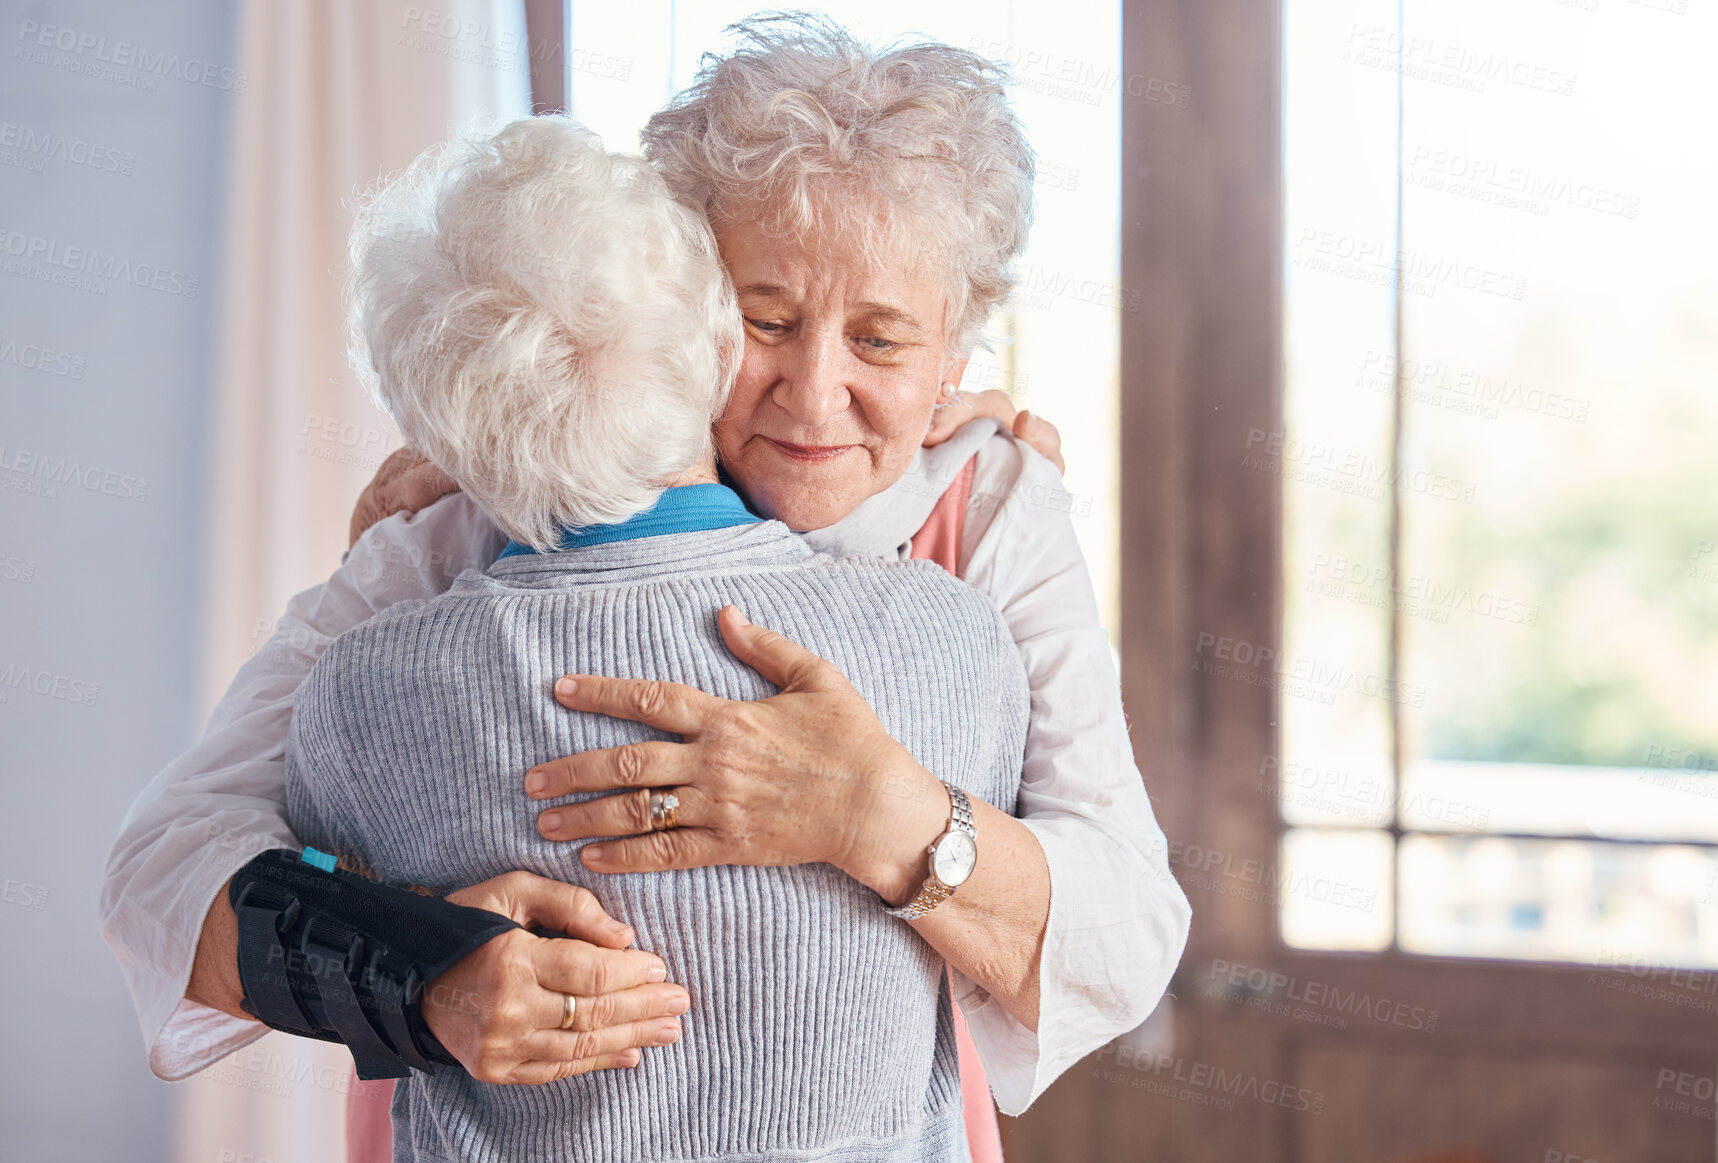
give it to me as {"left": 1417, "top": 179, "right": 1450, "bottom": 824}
{"left": 1395, "top": 3, "right": 1718, "bottom": 817}
{"left": 1279, "top": 0, "right": 1401, "bottom": 832}
{"left": 1280, "top": 828, "right": 1395, "bottom": 952}
{"left": 1400, "top": 835, "right": 1718, "bottom": 968}
{"left": 1275, "top": 753, "right": 1394, "bottom": 830}
{"left": 1286, "top": 0, "right": 1718, "bottom": 969}
{"left": 1402, "top": 759, "right": 1718, "bottom": 843}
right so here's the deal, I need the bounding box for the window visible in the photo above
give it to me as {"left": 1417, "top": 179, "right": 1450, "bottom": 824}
{"left": 1280, "top": 0, "right": 1718, "bottom": 966}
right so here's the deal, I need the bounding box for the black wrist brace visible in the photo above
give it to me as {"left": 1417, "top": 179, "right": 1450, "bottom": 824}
{"left": 228, "top": 848, "right": 520, "bottom": 1080}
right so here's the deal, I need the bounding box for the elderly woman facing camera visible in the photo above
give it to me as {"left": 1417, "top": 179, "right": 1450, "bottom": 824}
{"left": 100, "top": 13, "right": 1189, "bottom": 1142}
{"left": 286, "top": 116, "right": 1030, "bottom": 1161}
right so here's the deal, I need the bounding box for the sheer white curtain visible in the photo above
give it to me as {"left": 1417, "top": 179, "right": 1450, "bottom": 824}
{"left": 178, "top": 4, "right": 528, "bottom": 1160}
{"left": 196, "top": 0, "right": 531, "bottom": 722}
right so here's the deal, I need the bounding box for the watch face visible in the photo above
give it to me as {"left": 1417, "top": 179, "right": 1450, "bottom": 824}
{"left": 932, "top": 830, "right": 978, "bottom": 887}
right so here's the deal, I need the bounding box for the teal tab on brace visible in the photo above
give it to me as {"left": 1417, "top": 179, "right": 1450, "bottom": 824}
{"left": 300, "top": 847, "right": 338, "bottom": 873}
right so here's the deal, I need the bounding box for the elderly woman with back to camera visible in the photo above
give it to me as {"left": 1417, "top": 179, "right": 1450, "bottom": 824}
{"left": 290, "top": 111, "right": 1043, "bottom": 1160}
{"left": 99, "top": 13, "right": 1191, "bottom": 1159}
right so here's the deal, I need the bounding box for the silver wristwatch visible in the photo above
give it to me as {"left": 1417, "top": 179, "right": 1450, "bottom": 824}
{"left": 883, "top": 784, "right": 977, "bottom": 920}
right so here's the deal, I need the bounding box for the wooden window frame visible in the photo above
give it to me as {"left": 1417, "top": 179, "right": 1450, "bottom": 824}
{"left": 1005, "top": 2, "right": 1716, "bottom": 1158}
{"left": 524, "top": 0, "right": 567, "bottom": 115}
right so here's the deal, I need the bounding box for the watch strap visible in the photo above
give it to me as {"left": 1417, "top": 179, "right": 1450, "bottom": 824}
{"left": 947, "top": 785, "right": 975, "bottom": 839}
{"left": 883, "top": 785, "right": 975, "bottom": 920}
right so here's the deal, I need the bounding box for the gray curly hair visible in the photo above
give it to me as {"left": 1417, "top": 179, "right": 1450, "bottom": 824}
{"left": 641, "top": 12, "right": 1036, "bottom": 353}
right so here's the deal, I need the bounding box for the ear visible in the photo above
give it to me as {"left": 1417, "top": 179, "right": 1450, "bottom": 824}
{"left": 938, "top": 355, "right": 971, "bottom": 400}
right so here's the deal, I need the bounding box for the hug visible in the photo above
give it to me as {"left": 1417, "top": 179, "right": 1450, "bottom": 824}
{"left": 102, "top": 15, "right": 1189, "bottom": 1163}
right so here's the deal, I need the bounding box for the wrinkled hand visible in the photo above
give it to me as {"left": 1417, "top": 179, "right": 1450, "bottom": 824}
{"left": 524, "top": 607, "right": 942, "bottom": 901}
{"left": 422, "top": 871, "right": 689, "bottom": 1085}
{"left": 349, "top": 447, "right": 461, "bottom": 548}
{"left": 922, "top": 389, "right": 1065, "bottom": 473}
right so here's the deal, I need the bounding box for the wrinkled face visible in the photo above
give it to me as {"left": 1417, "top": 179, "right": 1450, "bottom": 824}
{"left": 711, "top": 218, "right": 967, "bottom": 531}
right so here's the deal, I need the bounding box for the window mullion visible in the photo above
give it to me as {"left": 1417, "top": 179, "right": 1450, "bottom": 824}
{"left": 1386, "top": 0, "right": 1408, "bottom": 956}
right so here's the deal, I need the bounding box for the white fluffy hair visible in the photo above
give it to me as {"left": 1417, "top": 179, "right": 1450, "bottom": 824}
{"left": 641, "top": 12, "right": 1036, "bottom": 354}
{"left": 348, "top": 116, "right": 741, "bottom": 551}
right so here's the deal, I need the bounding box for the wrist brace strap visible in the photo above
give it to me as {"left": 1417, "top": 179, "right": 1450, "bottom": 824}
{"left": 229, "top": 848, "right": 520, "bottom": 1080}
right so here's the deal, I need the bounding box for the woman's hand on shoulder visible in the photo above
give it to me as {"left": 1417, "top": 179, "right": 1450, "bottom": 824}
{"left": 922, "top": 388, "right": 1065, "bottom": 473}
{"left": 423, "top": 871, "right": 690, "bottom": 1085}
{"left": 349, "top": 448, "right": 461, "bottom": 548}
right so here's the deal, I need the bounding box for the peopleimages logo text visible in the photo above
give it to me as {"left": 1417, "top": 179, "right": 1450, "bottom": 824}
{"left": 15, "top": 20, "right": 248, "bottom": 92}
{"left": 0, "top": 229, "right": 197, "bottom": 298}
{"left": 0, "top": 121, "right": 135, "bottom": 175}
{"left": 0, "top": 444, "right": 150, "bottom": 502}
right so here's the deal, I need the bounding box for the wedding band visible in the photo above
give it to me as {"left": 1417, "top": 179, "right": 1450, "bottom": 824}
{"left": 560, "top": 992, "right": 577, "bottom": 1030}
{"left": 648, "top": 789, "right": 681, "bottom": 831}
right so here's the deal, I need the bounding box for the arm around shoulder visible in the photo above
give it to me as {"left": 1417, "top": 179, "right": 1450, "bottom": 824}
{"left": 949, "top": 435, "right": 1193, "bottom": 1116}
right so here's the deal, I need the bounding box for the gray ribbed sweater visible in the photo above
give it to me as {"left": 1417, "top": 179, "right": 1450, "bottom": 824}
{"left": 283, "top": 520, "right": 1029, "bottom": 1163}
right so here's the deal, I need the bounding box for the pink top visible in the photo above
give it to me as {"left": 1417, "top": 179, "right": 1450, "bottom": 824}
{"left": 909, "top": 454, "right": 1006, "bottom": 1163}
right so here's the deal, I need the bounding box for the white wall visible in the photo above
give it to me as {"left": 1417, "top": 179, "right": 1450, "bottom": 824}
{"left": 0, "top": 1, "right": 238, "bottom": 1159}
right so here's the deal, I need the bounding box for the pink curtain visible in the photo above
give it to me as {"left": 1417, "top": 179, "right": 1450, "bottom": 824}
{"left": 194, "top": 0, "right": 530, "bottom": 724}
{"left": 175, "top": 5, "right": 528, "bottom": 1163}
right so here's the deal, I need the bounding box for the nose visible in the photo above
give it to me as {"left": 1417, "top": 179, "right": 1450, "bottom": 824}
{"left": 768, "top": 327, "right": 851, "bottom": 430}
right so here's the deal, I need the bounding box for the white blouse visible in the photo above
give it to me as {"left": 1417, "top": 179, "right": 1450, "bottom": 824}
{"left": 99, "top": 418, "right": 1190, "bottom": 1117}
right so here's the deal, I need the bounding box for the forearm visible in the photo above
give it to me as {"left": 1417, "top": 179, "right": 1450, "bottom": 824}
{"left": 182, "top": 852, "right": 416, "bottom": 1025}
{"left": 103, "top": 600, "right": 331, "bottom": 1050}
{"left": 100, "top": 744, "right": 302, "bottom": 1076}
{"left": 102, "top": 494, "right": 505, "bottom": 1078}
{"left": 184, "top": 877, "right": 254, "bottom": 1024}
{"left": 910, "top": 799, "right": 1049, "bottom": 1031}
{"left": 849, "top": 771, "right": 1051, "bottom": 1032}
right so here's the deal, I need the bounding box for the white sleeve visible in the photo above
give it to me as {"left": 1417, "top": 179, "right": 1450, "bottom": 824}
{"left": 798, "top": 418, "right": 1004, "bottom": 559}
{"left": 949, "top": 436, "right": 1192, "bottom": 1117}
{"left": 98, "top": 493, "right": 504, "bottom": 1080}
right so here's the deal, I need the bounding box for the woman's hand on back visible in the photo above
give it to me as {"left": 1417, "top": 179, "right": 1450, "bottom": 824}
{"left": 349, "top": 447, "right": 462, "bottom": 548}
{"left": 522, "top": 608, "right": 1055, "bottom": 1034}
{"left": 524, "top": 606, "right": 949, "bottom": 906}
{"left": 922, "top": 389, "right": 1065, "bottom": 473}
{"left": 423, "top": 871, "right": 690, "bottom": 1085}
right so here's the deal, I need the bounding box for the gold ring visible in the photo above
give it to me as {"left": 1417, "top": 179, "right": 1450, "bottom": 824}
{"left": 560, "top": 992, "right": 577, "bottom": 1030}
{"left": 648, "top": 789, "right": 681, "bottom": 831}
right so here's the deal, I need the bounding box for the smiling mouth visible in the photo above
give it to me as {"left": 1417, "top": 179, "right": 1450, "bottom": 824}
{"left": 763, "top": 438, "right": 855, "bottom": 462}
